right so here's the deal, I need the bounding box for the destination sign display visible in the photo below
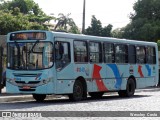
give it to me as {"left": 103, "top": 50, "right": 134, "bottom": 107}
{"left": 10, "top": 32, "right": 46, "bottom": 40}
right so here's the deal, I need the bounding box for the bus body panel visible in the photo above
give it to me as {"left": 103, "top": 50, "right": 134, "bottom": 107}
{"left": 56, "top": 63, "right": 75, "bottom": 94}
{"left": 6, "top": 30, "right": 159, "bottom": 96}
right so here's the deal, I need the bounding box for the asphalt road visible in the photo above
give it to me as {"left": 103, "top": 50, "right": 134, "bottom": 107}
{"left": 0, "top": 87, "right": 160, "bottom": 120}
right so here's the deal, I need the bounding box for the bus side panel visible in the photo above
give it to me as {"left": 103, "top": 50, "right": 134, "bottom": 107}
{"left": 134, "top": 64, "right": 157, "bottom": 89}
{"left": 73, "top": 63, "right": 91, "bottom": 91}
{"left": 145, "top": 64, "right": 158, "bottom": 87}
{"left": 56, "top": 63, "right": 75, "bottom": 94}
{"left": 99, "top": 63, "right": 112, "bottom": 91}
{"left": 133, "top": 64, "right": 146, "bottom": 88}
{"left": 106, "top": 64, "right": 128, "bottom": 91}
{"left": 87, "top": 63, "right": 158, "bottom": 92}
{"left": 105, "top": 64, "right": 156, "bottom": 90}
{"left": 88, "top": 63, "right": 128, "bottom": 92}
{"left": 90, "top": 63, "right": 108, "bottom": 92}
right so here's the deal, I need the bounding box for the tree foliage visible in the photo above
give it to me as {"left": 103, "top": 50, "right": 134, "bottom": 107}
{"left": 0, "top": 0, "right": 43, "bottom": 15}
{"left": 54, "top": 13, "right": 80, "bottom": 34}
{"left": 85, "top": 15, "right": 102, "bottom": 36}
{"left": 121, "top": 0, "right": 160, "bottom": 42}
{"left": 85, "top": 15, "right": 113, "bottom": 37}
{"left": 0, "top": 0, "right": 54, "bottom": 34}
{"left": 101, "top": 24, "right": 113, "bottom": 37}
{"left": 111, "top": 28, "right": 123, "bottom": 38}
{"left": 68, "top": 25, "right": 81, "bottom": 34}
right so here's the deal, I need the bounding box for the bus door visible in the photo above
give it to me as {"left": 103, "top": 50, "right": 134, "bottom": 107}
{"left": 55, "top": 40, "right": 72, "bottom": 94}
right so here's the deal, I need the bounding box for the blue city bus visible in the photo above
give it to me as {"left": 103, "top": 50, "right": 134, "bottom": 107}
{"left": 6, "top": 30, "right": 159, "bottom": 101}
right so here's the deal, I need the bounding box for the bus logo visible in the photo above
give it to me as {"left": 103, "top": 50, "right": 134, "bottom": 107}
{"left": 76, "top": 67, "right": 89, "bottom": 76}
{"left": 129, "top": 66, "right": 134, "bottom": 74}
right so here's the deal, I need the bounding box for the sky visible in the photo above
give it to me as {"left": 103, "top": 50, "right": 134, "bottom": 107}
{"left": 33, "top": 0, "right": 137, "bottom": 29}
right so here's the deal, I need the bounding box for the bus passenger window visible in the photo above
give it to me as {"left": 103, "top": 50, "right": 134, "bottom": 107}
{"left": 55, "top": 42, "right": 64, "bottom": 60}
{"left": 146, "top": 47, "right": 156, "bottom": 64}
{"left": 104, "top": 43, "right": 114, "bottom": 63}
{"left": 55, "top": 41, "right": 70, "bottom": 70}
{"left": 128, "top": 45, "right": 136, "bottom": 64}
{"left": 136, "top": 46, "right": 146, "bottom": 64}
{"left": 115, "top": 44, "right": 128, "bottom": 63}
{"left": 74, "top": 41, "right": 88, "bottom": 62}
{"left": 89, "top": 42, "right": 102, "bottom": 63}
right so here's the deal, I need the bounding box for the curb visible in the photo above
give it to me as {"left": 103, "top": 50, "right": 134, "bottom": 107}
{"left": 136, "top": 87, "right": 160, "bottom": 92}
{"left": 0, "top": 88, "right": 34, "bottom": 102}
{"left": 0, "top": 94, "right": 65, "bottom": 103}
{"left": 0, "top": 95, "right": 33, "bottom": 103}
{"left": 0, "top": 92, "right": 67, "bottom": 103}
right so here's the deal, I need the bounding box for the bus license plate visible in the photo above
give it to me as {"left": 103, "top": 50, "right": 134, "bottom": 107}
{"left": 22, "top": 86, "right": 31, "bottom": 89}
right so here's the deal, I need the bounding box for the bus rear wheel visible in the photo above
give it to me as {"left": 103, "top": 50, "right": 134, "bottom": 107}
{"left": 89, "top": 92, "right": 104, "bottom": 98}
{"left": 118, "top": 78, "right": 135, "bottom": 97}
{"left": 32, "top": 94, "right": 46, "bottom": 102}
{"left": 69, "top": 80, "right": 84, "bottom": 101}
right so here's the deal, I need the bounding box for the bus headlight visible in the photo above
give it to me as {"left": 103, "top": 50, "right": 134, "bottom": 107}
{"left": 7, "top": 78, "right": 15, "bottom": 84}
{"left": 42, "top": 78, "right": 52, "bottom": 84}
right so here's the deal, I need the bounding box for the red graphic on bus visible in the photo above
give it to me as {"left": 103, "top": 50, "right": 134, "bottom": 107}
{"left": 138, "top": 65, "right": 144, "bottom": 77}
{"left": 92, "top": 64, "right": 108, "bottom": 91}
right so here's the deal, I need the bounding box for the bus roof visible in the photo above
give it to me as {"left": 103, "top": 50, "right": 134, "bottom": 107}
{"left": 8, "top": 30, "right": 157, "bottom": 46}
{"left": 51, "top": 31, "right": 157, "bottom": 46}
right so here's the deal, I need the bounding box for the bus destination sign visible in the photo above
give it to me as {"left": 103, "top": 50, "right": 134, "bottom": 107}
{"left": 10, "top": 32, "right": 46, "bottom": 40}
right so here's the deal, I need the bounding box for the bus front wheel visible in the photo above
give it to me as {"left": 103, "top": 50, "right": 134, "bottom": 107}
{"left": 118, "top": 78, "right": 135, "bottom": 97}
{"left": 69, "top": 80, "right": 84, "bottom": 101}
{"left": 32, "top": 94, "right": 46, "bottom": 102}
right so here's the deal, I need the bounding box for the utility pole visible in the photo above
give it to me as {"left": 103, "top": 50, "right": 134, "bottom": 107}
{"left": 82, "top": 0, "right": 86, "bottom": 34}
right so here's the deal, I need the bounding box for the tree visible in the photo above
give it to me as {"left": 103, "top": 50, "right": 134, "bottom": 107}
{"left": 0, "top": 0, "right": 79, "bottom": 34}
{"left": 122, "top": 0, "right": 160, "bottom": 42}
{"left": 85, "top": 15, "right": 113, "bottom": 37}
{"left": 0, "top": 0, "right": 43, "bottom": 15}
{"left": 112, "top": 28, "right": 123, "bottom": 38}
{"left": 85, "top": 15, "right": 102, "bottom": 36}
{"left": 0, "top": 0, "right": 54, "bottom": 34}
{"left": 101, "top": 24, "right": 113, "bottom": 37}
{"left": 68, "top": 25, "right": 81, "bottom": 34}
{"left": 54, "top": 13, "right": 80, "bottom": 33}
{"left": 0, "top": 10, "right": 48, "bottom": 35}
{"left": 54, "top": 13, "right": 76, "bottom": 31}
{"left": 0, "top": 11, "right": 28, "bottom": 34}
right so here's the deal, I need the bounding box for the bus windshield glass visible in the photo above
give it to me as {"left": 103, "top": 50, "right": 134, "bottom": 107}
{"left": 7, "top": 42, "right": 53, "bottom": 70}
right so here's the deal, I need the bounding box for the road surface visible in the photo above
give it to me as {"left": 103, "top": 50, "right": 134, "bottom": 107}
{"left": 0, "top": 88, "right": 160, "bottom": 120}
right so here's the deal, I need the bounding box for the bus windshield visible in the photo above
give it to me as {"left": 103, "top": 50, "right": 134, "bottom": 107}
{"left": 7, "top": 41, "right": 53, "bottom": 70}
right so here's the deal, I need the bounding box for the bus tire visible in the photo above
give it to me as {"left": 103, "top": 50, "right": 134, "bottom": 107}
{"left": 69, "top": 80, "right": 83, "bottom": 101}
{"left": 32, "top": 94, "right": 46, "bottom": 102}
{"left": 126, "top": 78, "right": 136, "bottom": 97}
{"left": 118, "top": 78, "right": 135, "bottom": 97}
{"left": 88, "top": 92, "right": 104, "bottom": 98}
{"left": 118, "top": 90, "right": 126, "bottom": 97}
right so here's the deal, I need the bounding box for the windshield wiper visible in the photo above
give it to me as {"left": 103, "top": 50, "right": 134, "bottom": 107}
{"left": 14, "top": 41, "right": 21, "bottom": 67}
{"left": 28, "top": 40, "right": 39, "bottom": 54}
{"left": 26, "top": 40, "right": 40, "bottom": 70}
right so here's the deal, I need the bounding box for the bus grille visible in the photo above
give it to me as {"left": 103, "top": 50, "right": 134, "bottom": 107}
{"left": 28, "top": 81, "right": 40, "bottom": 84}
{"left": 15, "top": 81, "right": 25, "bottom": 84}
{"left": 13, "top": 73, "right": 41, "bottom": 77}
{"left": 15, "top": 81, "right": 40, "bottom": 84}
{"left": 19, "top": 89, "right": 36, "bottom": 91}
